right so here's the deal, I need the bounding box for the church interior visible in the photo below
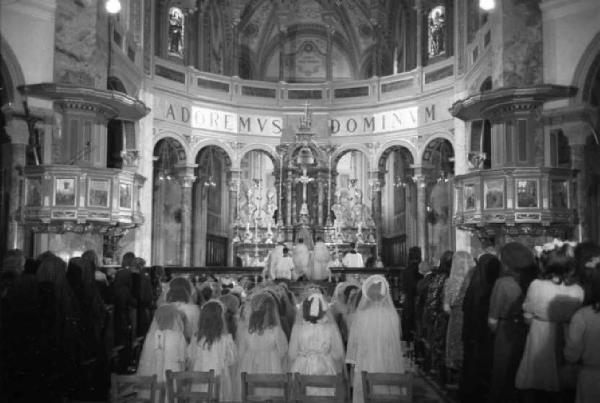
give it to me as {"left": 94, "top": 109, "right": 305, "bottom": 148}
{"left": 1, "top": 0, "right": 600, "bottom": 402}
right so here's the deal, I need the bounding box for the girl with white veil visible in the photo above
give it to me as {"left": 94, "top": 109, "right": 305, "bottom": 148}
{"left": 310, "top": 238, "right": 332, "bottom": 281}
{"left": 137, "top": 304, "right": 187, "bottom": 386}
{"left": 346, "top": 275, "right": 406, "bottom": 403}
{"left": 289, "top": 292, "right": 345, "bottom": 396}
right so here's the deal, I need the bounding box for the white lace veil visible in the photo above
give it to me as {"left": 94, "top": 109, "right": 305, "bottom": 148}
{"left": 137, "top": 304, "right": 187, "bottom": 381}
{"left": 346, "top": 275, "right": 405, "bottom": 372}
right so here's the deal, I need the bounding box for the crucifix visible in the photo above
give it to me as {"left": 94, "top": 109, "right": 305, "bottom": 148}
{"left": 296, "top": 166, "right": 314, "bottom": 220}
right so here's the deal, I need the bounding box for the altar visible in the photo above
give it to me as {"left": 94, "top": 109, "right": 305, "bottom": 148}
{"left": 232, "top": 105, "right": 377, "bottom": 266}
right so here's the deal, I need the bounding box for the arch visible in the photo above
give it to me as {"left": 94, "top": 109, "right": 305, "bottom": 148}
{"left": 417, "top": 132, "right": 455, "bottom": 164}
{"left": 0, "top": 35, "right": 26, "bottom": 108}
{"left": 194, "top": 143, "right": 233, "bottom": 170}
{"left": 420, "top": 136, "right": 455, "bottom": 176}
{"left": 377, "top": 144, "right": 415, "bottom": 172}
{"left": 239, "top": 144, "right": 279, "bottom": 169}
{"left": 332, "top": 143, "right": 371, "bottom": 167}
{"left": 374, "top": 139, "right": 418, "bottom": 167}
{"left": 571, "top": 30, "right": 600, "bottom": 105}
{"left": 284, "top": 142, "right": 327, "bottom": 169}
{"left": 189, "top": 138, "right": 235, "bottom": 168}
{"left": 152, "top": 136, "right": 188, "bottom": 164}
{"left": 153, "top": 131, "right": 192, "bottom": 162}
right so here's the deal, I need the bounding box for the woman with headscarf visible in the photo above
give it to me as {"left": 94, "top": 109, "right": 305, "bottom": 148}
{"left": 346, "top": 275, "right": 406, "bottom": 403}
{"left": 424, "top": 250, "right": 453, "bottom": 382}
{"left": 443, "top": 251, "right": 476, "bottom": 372}
{"left": 564, "top": 258, "right": 600, "bottom": 403}
{"left": 137, "top": 304, "right": 187, "bottom": 388}
{"left": 460, "top": 253, "right": 501, "bottom": 403}
{"left": 488, "top": 242, "right": 537, "bottom": 403}
{"left": 36, "top": 254, "right": 84, "bottom": 399}
{"left": 515, "top": 244, "right": 584, "bottom": 399}
{"left": 401, "top": 246, "right": 423, "bottom": 345}
{"left": 66, "top": 257, "right": 109, "bottom": 400}
{"left": 289, "top": 292, "right": 345, "bottom": 396}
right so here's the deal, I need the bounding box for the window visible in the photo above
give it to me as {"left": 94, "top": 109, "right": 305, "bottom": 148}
{"left": 168, "top": 7, "right": 184, "bottom": 58}
{"left": 428, "top": 6, "right": 446, "bottom": 59}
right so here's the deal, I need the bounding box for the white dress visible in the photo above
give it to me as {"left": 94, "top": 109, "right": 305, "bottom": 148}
{"left": 237, "top": 326, "right": 289, "bottom": 397}
{"left": 187, "top": 334, "right": 237, "bottom": 402}
{"left": 346, "top": 275, "right": 406, "bottom": 403}
{"left": 173, "top": 301, "right": 201, "bottom": 340}
{"left": 292, "top": 244, "right": 311, "bottom": 279}
{"left": 289, "top": 319, "right": 345, "bottom": 396}
{"left": 342, "top": 251, "right": 364, "bottom": 268}
{"left": 310, "top": 242, "right": 332, "bottom": 281}
{"left": 516, "top": 279, "right": 584, "bottom": 391}
{"left": 137, "top": 329, "right": 187, "bottom": 382}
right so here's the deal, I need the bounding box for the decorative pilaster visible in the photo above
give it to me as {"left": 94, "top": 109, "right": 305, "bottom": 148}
{"left": 413, "top": 168, "right": 428, "bottom": 260}
{"left": 369, "top": 174, "right": 383, "bottom": 258}
{"left": 227, "top": 171, "right": 240, "bottom": 265}
{"left": 317, "top": 175, "right": 325, "bottom": 226}
{"left": 286, "top": 173, "right": 293, "bottom": 226}
{"left": 570, "top": 143, "right": 586, "bottom": 241}
{"left": 179, "top": 172, "right": 196, "bottom": 266}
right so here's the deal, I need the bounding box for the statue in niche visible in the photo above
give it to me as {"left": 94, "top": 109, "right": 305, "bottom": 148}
{"left": 428, "top": 6, "right": 446, "bottom": 58}
{"left": 264, "top": 187, "right": 278, "bottom": 226}
{"left": 168, "top": 7, "right": 184, "bottom": 57}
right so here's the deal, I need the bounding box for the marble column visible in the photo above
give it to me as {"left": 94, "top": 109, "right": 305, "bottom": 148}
{"left": 179, "top": 171, "right": 196, "bottom": 266}
{"left": 570, "top": 143, "right": 587, "bottom": 241}
{"left": 228, "top": 170, "right": 240, "bottom": 266}
{"left": 317, "top": 175, "right": 324, "bottom": 226}
{"left": 286, "top": 173, "right": 293, "bottom": 226}
{"left": 414, "top": 167, "right": 428, "bottom": 260}
{"left": 369, "top": 174, "right": 383, "bottom": 259}
{"left": 3, "top": 118, "right": 28, "bottom": 251}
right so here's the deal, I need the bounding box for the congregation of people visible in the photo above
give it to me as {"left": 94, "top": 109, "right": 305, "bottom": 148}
{"left": 0, "top": 237, "right": 599, "bottom": 403}
{"left": 402, "top": 240, "right": 600, "bottom": 403}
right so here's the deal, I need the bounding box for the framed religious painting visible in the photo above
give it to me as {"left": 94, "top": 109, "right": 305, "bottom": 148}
{"left": 551, "top": 180, "right": 569, "bottom": 209}
{"left": 25, "top": 177, "right": 42, "bottom": 207}
{"left": 484, "top": 179, "right": 504, "bottom": 209}
{"left": 516, "top": 179, "right": 538, "bottom": 208}
{"left": 119, "top": 182, "right": 132, "bottom": 209}
{"left": 88, "top": 179, "right": 110, "bottom": 208}
{"left": 55, "top": 178, "right": 76, "bottom": 206}
{"left": 464, "top": 183, "right": 477, "bottom": 211}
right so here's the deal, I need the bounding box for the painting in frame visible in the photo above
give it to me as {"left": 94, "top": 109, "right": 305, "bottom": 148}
{"left": 484, "top": 179, "right": 504, "bottom": 209}
{"left": 89, "top": 179, "right": 110, "bottom": 208}
{"left": 119, "top": 182, "right": 132, "bottom": 209}
{"left": 516, "top": 179, "right": 538, "bottom": 208}
{"left": 55, "top": 178, "right": 76, "bottom": 206}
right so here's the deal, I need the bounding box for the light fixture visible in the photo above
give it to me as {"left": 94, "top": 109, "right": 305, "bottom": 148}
{"left": 479, "top": 0, "right": 495, "bottom": 11}
{"left": 156, "top": 139, "right": 176, "bottom": 182}
{"left": 105, "top": 0, "right": 121, "bottom": 14}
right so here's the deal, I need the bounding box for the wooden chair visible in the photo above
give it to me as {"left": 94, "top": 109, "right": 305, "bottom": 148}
{"left": 165, "top": 369, "right": 217, "bottom": 403}
{"left": 292, "top": 373, "right": 346, "bottom": 403}
{"left": 361, "top": 371, "right": 413, "bottom": 403}
{"left": 241, "top": 372, "right": 291, "bottom": 403}
{"left": 111, "top": 373, "right": 158, "bottom": 403}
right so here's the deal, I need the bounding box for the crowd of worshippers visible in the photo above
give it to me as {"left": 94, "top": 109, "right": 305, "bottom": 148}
{"left": 261, "top": 238, "right": 379, "bottom": 281}
{"left": 0, "top": 247, "right": 403, "bottom": 403}
{"left": 401, "top": 241, "right": 600, "bottom": 403}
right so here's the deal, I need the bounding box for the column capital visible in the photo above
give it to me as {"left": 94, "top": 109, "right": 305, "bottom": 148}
{"left": 180, "top": 175, "right": 196, "bottom": 188}
{"left": 228, "top": 178, "right": 241, "bottom": 192}
{"left": 369, "top": 178, "right": 382, "bottom": 192}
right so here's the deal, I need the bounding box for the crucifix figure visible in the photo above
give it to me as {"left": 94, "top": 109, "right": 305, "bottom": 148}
{"left": 296, "top": 166, "right": 314, "bottom": 220}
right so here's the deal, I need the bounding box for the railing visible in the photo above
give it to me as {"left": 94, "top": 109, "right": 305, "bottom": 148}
{"left": 151, "top": 56, "right": 457, "bottom": 107}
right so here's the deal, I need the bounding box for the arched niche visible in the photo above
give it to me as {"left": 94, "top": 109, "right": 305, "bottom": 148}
{"left": 378, "top": 146, "right": 416, "bottom": 266}
{"left": 192, "top": 145, "right": 232, "bottom": 266}
{"left": 421, "top": 137, "right": 455, "bottom": 261}
{"left": 334, "top": 149, "right": 370, "bottom": 214}
{"left": 151, "top": 137, "right": 188, "bottom": 265}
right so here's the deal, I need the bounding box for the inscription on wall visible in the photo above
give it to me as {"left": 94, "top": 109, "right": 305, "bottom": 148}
{"left": 154, "top": 97, "right": 452, "bottom": 136}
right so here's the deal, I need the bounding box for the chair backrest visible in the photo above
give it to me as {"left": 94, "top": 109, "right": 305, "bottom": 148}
{"left": 111, "top": 373, "right": 158, "bottom": 403}
{"left": 361, "top": 371, "right": 413, "bottom": 403}
{"left": 165, "top": 369, "right": 216, "bottom": 403}
{"left": 293, "top": 373, "right": 345, "bottom": 403}
{"left": 241, "top": 372, "right": 290, "bottom": 403}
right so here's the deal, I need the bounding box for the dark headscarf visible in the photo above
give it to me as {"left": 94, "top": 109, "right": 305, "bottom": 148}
{"left": 462, "top": 253, "right": 501, "bottom": 341}
{"left": 500, "top": 242, "right": 537, "bottom": 292}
